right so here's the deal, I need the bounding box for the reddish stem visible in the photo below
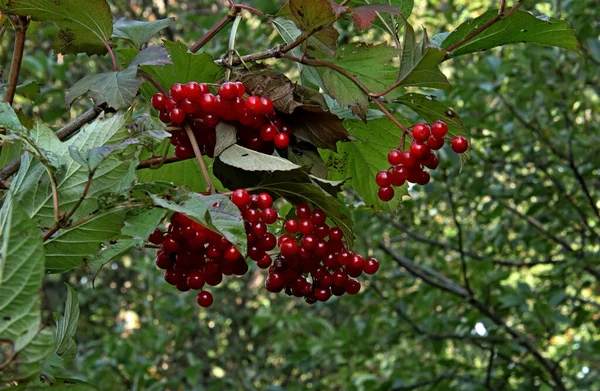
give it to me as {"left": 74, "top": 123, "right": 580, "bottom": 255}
{"left": 103, "top": 41, "right": 119, "bottom": 72}
{"left": 191, "top": 8, "right": 239, "bottom": 53}
{"left": 4, "top": 16, "right": 28, "bottom": 105}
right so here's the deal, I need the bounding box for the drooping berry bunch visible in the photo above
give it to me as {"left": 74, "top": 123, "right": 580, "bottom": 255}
{"left": 376, "top": 120, "right": 469, "bottom": 201}
{"left": 264, "top": 203, "right": 379, "bottom": 304}
{"left": 149, "top": 190, "right": 281, "bottom": 308}
{"left": 151, "top": 81, "right": 293, "bottom": 159}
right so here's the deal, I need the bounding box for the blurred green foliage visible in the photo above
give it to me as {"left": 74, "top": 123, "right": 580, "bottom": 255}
{"left": 3, "top": 0, "right": 598, "bottom": 390}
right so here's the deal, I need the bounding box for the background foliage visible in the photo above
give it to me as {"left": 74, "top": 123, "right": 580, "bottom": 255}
{"left": 1, "top": 0, "right": 598, "bottom": 390}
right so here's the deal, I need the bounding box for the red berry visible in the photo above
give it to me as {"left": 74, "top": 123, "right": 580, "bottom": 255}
{"left": 423, "top": 153, "right": 439, "bottom": 170}
{"left": 184, "top": 82, "right": 203, "bottom": 101}
{"left": 345, "top": 279, "right": 361, "bottom": 294}
{"left": 218, "top": 82, "right": 238, "bottom": 100}
{"left": 364, "top": 258, "right": 380, "bottom": 275}
{"left": 196, "top": 291, "right": 214, "bottom": 307}
{"left": 257, "top": 254, "right": 272, "bottom": 269}
{"left": 224, "top": 245, "right": 241, "bottom": 262}
{"left": 199, "top": 93, "right": 216, "bottom": 113}
{"left": 245, "top": 96, "right": 261, "bottom": 115}
{"left": 410, "top": 143, "right": 430, "bottom": 161}
{"left": 301, "top": 234, "right": 317, "bottom": 251}
{"left": 266, "top": 272, "right": 284, "bottom": 292}
{"left": 401, "top": 151, "right": 419, "bottom": 168}
{"left": 252, "top": 222, "right": 268, "bottom": 237}
{"left": 298, "top": 219, "right": 314, "bottom": 235}
{"left": 260, "top": 125, "right": 278, "bottom": 141}
{"left": 155, "top": 252, "right": 172, "bottom": 269}
{"left": 187, "top": 270, "right": 206, "bottom": 289}
{"left": 311, "top": 209, "right": 326, "bottom": 225}
{"left": 205, "top": 273, "right": 223, "bottom": 286}
{"left": 258, "top": 193, "right": 273, "bottom": 209}
{"left": 163, "top": 238, "right": 178, "bottom": 253}
{"left": 244, "top": 208, "right": 260, "bottom": 223}
{"left": 261, "top": 208, "right": 278, "bottom": 224}
{"left": 234, "top": 82, "right": 245, "bottom": 97}
{"left": 273, "top": 132, "right": 290, "bottom": 149}
{"left": 151, "top": 93, "right": 167, "bottom": 111}
{"left": 315, "top": 288, "right": 331, "bottom": 302}
{"left": 262, "top": 233, "right": 277, "bottom": 251}
{"left": 202, "top": 114, "right": 220, "bottom": 128}
{"left": 431, "top": 120, "right": 448, "bottom": 138}
{"left": 389, "top": 166, "right": 407, "bottom": 186}
{"left": 164, "top": 269, "right": 178, "bottom": 285}
{"left": 376, "top": 170, "right": 391, "bottom": 187}
{"left": 259, "top": 97, "right": 274, "bottom": 115}
{"left": 337, "top": 250, "right": 352, "bottom": 267}
{"left": 175, "top": 144, "right": 194, "bottom": 160}
{"left": 350, "top": 254, "right": 365, "bottom": 270}
{"left": 231, "top": 189, "right": 251, "bottom": 207}
{"left": 296, "top": 204, "right": 311, "bottom": 219}
{"left": 415, "top": 170, "right": 430, "bottom": 185}
{"left": 412, "top": 123, "right": 430, "bottom": 143}
{"left": 149, "top": 229, "right": 164, "bottom": 245}
{"left": 332, "top": 270, "right": 348, "bottom": 287}
{"left": 388, "top": 149, "right": 403, "bottom": 165}
{"left": 378, "top": 186, "right": 394, "bottom": 201}
{"left": 170, "top": 83, "right": 185, "bottom": 101}
{"left": 165, "top": 97, "right": 177, "bottom": 112}
{"left": 427, "top": 135, "right": 444, "bottom": 150}
{"left": 328, "top": 227, "right": 343, "bottom": 241}
{"left": 180, "top": 98, "right": 200, "bottom": 115}
{"left": 170, "top": 108, "right": 186, "bottom": 124}
{"left": 159, "top": 111, "right": 171, "bottom": 123}
{"left": 280, "top": 239, "right": 299, "bottom": 257}
{"left": 451, "top": 136, "right": 469, "bottom": 153}
{"left": 284, "top": 219, "right": 299, "bottom": 234}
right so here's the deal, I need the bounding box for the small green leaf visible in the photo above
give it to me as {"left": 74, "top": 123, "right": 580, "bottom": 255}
{"left": 69, "top": 139, "right": 139, "bottom": 174}
{"left": 441, "top": 10, "right": 580, "bottom": 57}
{"left": 150, "top": 192, "right": 247, "bottom": 254}
{"left": 0, "top": 101, "right": 27, "bottom": 133}
{"left": 112, "top": 17, "right": 175, "bottom": 48}
{"left": 16, "top": 81, "right": 41, "bottom": 100}
{"left": 219, "top": 145, "right": 301, "bottom": 172}
{"left": 88, "top": 239, "right": 143, "bottom": 276}
{"left": 0, "top": 0, "right": 113, "bottom": 55}
{"left": 65, "top": 66, "right": 143, "bottom": 110}
{"left": 52, "top": 285, "right": 79, "bottom": 363}
{"left": 129, "top": 45, "right": 173, "bottom": 67}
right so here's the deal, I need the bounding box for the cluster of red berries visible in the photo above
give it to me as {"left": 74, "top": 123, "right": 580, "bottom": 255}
{"left": 376, "top": 120, "right": 469, "bottom": 201}
{"left": 149, "top": 191, "right": 281, "bottom": 308}
{"left": 151, "top": 81, "right": 293, "bottom": 158}
{"left": 264, "top": 203, "right": 379, "bottom": 304}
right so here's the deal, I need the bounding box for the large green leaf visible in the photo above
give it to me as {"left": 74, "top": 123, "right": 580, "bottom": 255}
{"left": 136, "top": 154, "right": 214, "bottom": 193}
{"left": 65, "top": 66, "right": 143, "bottom": 110}
{"left": 0, "top": 0, "right": 112, "bottom": 55}
{"left": 0, "top": 204, "right": 53, "bottom": 382}
{"left": 219, "top": 145, "right": 301, "bottom": 172}
{"left": 282, "top": 0, "right": 335, "bottom": 32}
{"left": 440, "top": 10, "right": 580, "bottom": 57}
{"left": 320, "top": 118, "right": 410, "bottom": 213}
{"left": 112, "top": 17, "right": 175, "bottom": 48}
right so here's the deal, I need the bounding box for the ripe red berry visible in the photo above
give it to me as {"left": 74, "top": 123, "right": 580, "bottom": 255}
{"left": 311, "top": 209, "right": 326, "bottom": 225}
{"left": 170, "top": 83, "right": 185, "bottom": 101}
{"left": 155, "top": 252, "right": 172, "bottom": 269}
{"left": 258, "top": 193, "right": 273, "bottom": 209}
{"left": 364, "top": 258, "right": 380, "bottom": 275}
{"left": 257, "top": 254, "right": 272, "bottom": 269}
{"left": 196, "top": 291, "right": 214, "bottom": 307}
{"left": 350, "top": 254, "right": 365, "bottom": 270}
{"left": 231, "top": 189, "right": 251, "bottom": 207}
{"left": 170, "top": 108, "right": 186, "bottom": 124}
{"left": 332, "top": 270, "right": 348, "bottom": 287}
{"left": 163, "top": 238, "right": 179, "bottom": 253}
{"left": 184, "top": 82, "right": 203, "bottom": 101}
{"left": 262, "top": 233, "right": 277, "bottom": 251}
{"left": 415, "top": 170, "right": 431, "bottom": 185}
{"left": 224, "top": 245, "right": 241, "bottom": 262}
{"left": 149, "top": 229, "right": 164, "bottom": 245}
{"left": 187, "top": 270, "right": 206, "bottom": 289}
{"left": 410, "top": 143, "right": 430, "bottom": 161}
{"left": 159, "top": 111, "right": 171, "bottom": 123}
{"left": 315, "top": 288, "right": 331, "bottom": 302}
{"left": 378, "top": 186, "right": 394, "bottom": 201}
{"left": 165, "top": 97, "right": 177, "bottom": 112}
{"left": 284, "top": 219, "right": 299, "bottom": 234}
{"left": 199, "top": 93, "right": 216, "bottom": 113}
{"left": 376, "top": 170, "right": 391, "bottom": 187}
{"left": 431, "top": 120, "right": 448, "bottom": 138}
{"left": 175, "top": 144, "right": 194, "bottom": 160}
{"left": 280, "top": 239, "right": 299, "bottom": 257}
{"left": 296, "top": 204, "right": 311, "bottom": 219}
{"left": 180, "top": 98, "right": 200, "bottom": 115}
{"left": 389, "top": 166, "right": 407, "bottom": 186}
{"left": 234, "top": 81, "right": 245, "bottom": 97}
{"left": 412, "top": 123, "right": 431, "bottom": 143}
{"left": 388, "top": 149, "right": 403, "bottom": 165}
{"left": 427, "top": 135, "right": 444, "bottom": 150}
{"left": 451, "top": 136, "right": 469, "bottom": 153}
{"left": 401, "top": 151, "right": 419, "bottom": 168}
{"left": 151, "top": 93, "right": 167, "bottom": 111}
{"left": 164, "top": 269, "right": 178, "bottom": 285}
{"left": 259, "top": 97, "right": 274, "bottom": 115}
{"left": 273, "top": 132, "right": 290, "bottom": 149}
{"left": 260, "top": 125, "right": 278, "bottom": 141}
{"left": 328, "top": 227, "right": 343, "bottom": 241}
{"left": 345, "top": 279, "right": 361, "bottom": 294}
{"left": 261, "top": 208, "right": 278, "bottom": 224}
{"left": 423, "top": 153, "right": 439, "bottom": 170}
{"left": 218, "top": 82, "right": 237, "bottom": 100}
{"left": 245, "top": 96, "right": 261, "bottom": 115}
{"left": 202, "top": 114, "right": 220, "bottom": 128}
{"left": 266, "top": 272, "right": 284, "bottom": 292}
{"left": 298, "top": 219, "right": 314, "bottom": 235}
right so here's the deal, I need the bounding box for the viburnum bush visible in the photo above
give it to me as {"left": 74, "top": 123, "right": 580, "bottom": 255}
{"left": 0, "top": 0, "right": 579, "bottom": 386}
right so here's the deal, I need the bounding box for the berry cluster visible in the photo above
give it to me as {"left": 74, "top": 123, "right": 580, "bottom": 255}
{"left": 264, "top": 203, "right": 379, "bottom": 304}
{"left": 376, "top": 120, "right": 469, "bottom": 201}
{"left": 151, "top": 81, "right": 293, "bottom": 158}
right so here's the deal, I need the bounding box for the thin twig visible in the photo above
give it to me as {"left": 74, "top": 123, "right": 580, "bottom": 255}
{"left": 371, "top": 99, "right": 409, "bottom": 133}
{"left": 136, "top": 154, "right": 186, "bottom": 169}
{"left": 47, "top": 169, "right": 60, "bottom": 223}
{"left": 485, "top": 346, "right": 496, "bottom": 387}
{"left": 190, "top": 7, "right": 239, "bottom": 53}
{"left": 138, "top": 70, "right": 166, "bottom": 94}
{"left": 499, "top": 0, "right": 507, "bottom": 14}
{"left": 183, "top": 123, "right": 215, "bottom": 194}
{"left": 103, "top": 41, "right": 119, "bottom": 72}
{"left": 4, "top": 16, "right": 28, "bottom": 105}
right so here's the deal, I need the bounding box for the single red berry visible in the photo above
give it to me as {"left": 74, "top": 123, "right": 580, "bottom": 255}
{"left": 401, "top": 151, "right": 419, "bottom": 168}
{"left": 218, "top": 82, "right": 237, "bottom": 100}
{"left": 415, "top": 170, "right": 431, "bottom": 185}
{"left": 431, "top": 120, "right": 448, "bottom": 138}
{"left": 406, "top": 167, "right": 423, "bottom": 184}
{"left": 170, "top": 83, "right": 185, "bottom": 101}
{"left": 258, "top": 193, "right": 273, "bottom": 209}
{"left": 262, "top": 233, "right": 277, "bottom": 251}
{"left": 328, "top": 227, "right": 343, "bottom": 241}
{"left": 244, "top": 208, "right": 260, "bottom": 223}
{"left": 311, "top": 209, "right": 326, "bottom": 225}
{"left": 165, "top": 97, "right": 177, "bottom": 112}
{"left": 284, "top": 219, "right": 299, "bottom": 234}
{"left": 332, "top": 270, "right": 348, "bottom": 287}
{"left": 345, "top": 279, "right": 361, "bottom": 294}
{"left": 245, "top": 96, "right": 261, "bottom": 115}
{"left": 423, "top": 153, "right": 439, "bottom": 170}
{"left": 364, "top": 258, "right": 380, "bottom": 275}
{"left": 159, "top": 110, "right": 171, "bottom": 123}
{"left": 184, "top": 82, "right": 203, "bottom": 101}
{"left": 175, "top": 144, "right": 194, "bottom": 160}
{"left": 301, "top": 234, "right": 317, "bottom": 251}
{"left": 350, "top": 254, "right": 365, "bottom": 270}
{"left": 257, "top": 254, "right": 272, "bottom": 269}
{"left": 224, "top": 245, "right": 241, "bottom": 262}
{"left": 266, "top": 272, "right": 284, "bottom": 292}
{"left": 234, "top": 81, "right": 245, "bottom": 97}
{"left": 187, "top": 270, "right": 206, "bottom": 289}
{"left": 412, "top": 123, "right": 431, "bottom": 143}
{"left": 231, "top": 189, "right": 251, "bottom": 207}
{"left": 261, "top": 208, "right": 278, "bottom": 224}
{"left": 155, "top": 252, "right": 172, "bottom": 269}
{"left": 376, "top": 170, "right": 391, "bottom": 187}
{"left": 163, "top": 238, "right": 179, "bottom": 253}
{"left": 389, "top": 166, "right": 407, "bottom": 186}
{"left": 151, "top": 93, "right": 167, "bottom": 111}
{"left": 202, "top": 114, "right": 220, "bottom": 128}
{"left": 196, "top": 291, "right": 214, "bottom": 307}
{"left": 252, "top": 222, "right": 268, "bottom": 237}
{"left": 427, "top": 135, "right": 444, "bottom": 150}
{"left": 273, "top": 132, "right": 290, "bottom": 149}
{"left": 280, "top": 239, "right": 299, "bottom": 257}
{"left": 149, "top": 229, "right": 164, "bottom": 245}
{"left": 205, "top": 273, "right": 223, "bottom": 286}
{"left": 296, "top": 204, "right": 311, "bottom": 219}
{"left": 337, "top": 250, "right": 352, "bottom": 267}
{"left": 298, "top": 219, "right": 314, "bottom": 235}
{"left": 259, "top": 97, "right": 274, "bottom": 115}
{"left": 410, "top": 143, "right": 430, "bottom": 161}
{"left": 260, "top": 125, "right": 278, "bottom": 141}
{"left": 388, "top": 149, "right": 403, "bottom": 166}
{"left": 313, "top": 224, "right": 329, "bottom": 239}
{"left": 315, "top": 288, "right": 331, "bottom": 302}
{"left": 164, "top": 269, "right": 178, "bottom": 285}
{"left": 176, "top": 275, "right": 190, "bottom": 292}
{"left": 199, "top": 93, "right": 216, "bottom": 113}
{"left": 170, "top": 108, "right": 186, "bottom": 124}
{"left": 378, "top": 186, "right": 395, "bottom": 201}
{"left": 180, "top": 98, "right": 200, "bottom": 115}
{"left": 451, "top": 136, "right": 469, "bottom": 153}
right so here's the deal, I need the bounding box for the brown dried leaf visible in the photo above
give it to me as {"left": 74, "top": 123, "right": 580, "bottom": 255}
{"left": 352, "top": 4, "right": 401, "bottom": 30}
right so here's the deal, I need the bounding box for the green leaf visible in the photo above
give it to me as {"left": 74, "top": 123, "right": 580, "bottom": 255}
{"left": 219, "top": 145, "right": 301, "bottom": 172}
{"left": 0, "top": 0, "right": 112, "bottom": 55}
{"left": 256, "top": 174, "right": 355, "bottom": 246}
{"left": 320, "top": 43, "right": 400, "bottom": 116}
{"left": 440, "top": 10, "right": 580, "bottom": 57}
{"left": 8, "top": 378, "right": 100, "bottom": 390}
{"left": 16, "top": 80, "right": 41, "bottom": 100}
{"left": 44, "top": 208, "right": 128, "bottom": 273}
{"left": 88, "top": 238, "right": 143, "bottom": 276}
{"left": 138, "top": 40, "right": 224, "bottom": 98}
{"left": 395, "top": 93, "right": 470, "bottom": 164}
{"left": 69, "top": 139, "right": 139, "bottom": 174}
{"left": 112, "top": 17, "right": 175, "bottom": 48}
{"left": 136, "top": 154, "right": 213, "bottom": 193}
{"left": 65, "top": 66, "right": 143, "bottom": 110}
{"left": 283, "top": 0, "right": 335, "bottom": 32}
{"left": 150, "top": 192, "right": 247, "bottom": 253}
{"left": 0, "top": 203, "right": 52, "bottom": 382}
{"left": 320, "top": 118, "right": 410, "bottom": 212}
{"left": 129, "top": 46, "right": 173, "bottom": 67}
{"left": 0, "top": 101, "right": 27, "bottom": 133}
{"left": 397, "top": 22, "right": 450, "bottom": 89}
{"left": 53, "top": 285, "right": 79, "bottom": 359}
{"left": 214, "top": 122, "right": 238, "bottom": 157}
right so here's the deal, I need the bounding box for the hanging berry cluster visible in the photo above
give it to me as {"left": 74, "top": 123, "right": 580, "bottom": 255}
{"left": 150, "top": 189, "right": 379, "bottom": 307}
{"left": 151, "top": 81, "right": 292, "bottom": 159}
{"left": 376, "top": 120, "right": 468, "bottom": 201}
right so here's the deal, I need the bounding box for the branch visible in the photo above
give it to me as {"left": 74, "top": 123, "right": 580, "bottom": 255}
{"left": 136, "top": 154, "right": 187, "bottom": 169}
{"left": 0, "top": 106, "right": 104, "bottom": 187}
{"left": 445, "top": 1, "right": 524, "bottom": 53}
{"left": 190, "top": 7, "right": 239, "bottom": 53}
{"left": 4, "top": 16, "right": 28, "bottom": 105}
{"left": 485, "top": 346, "right": 495, "bottom": 388}
{"left": 183, "top": 123, "right": 215, "bottom": 194}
